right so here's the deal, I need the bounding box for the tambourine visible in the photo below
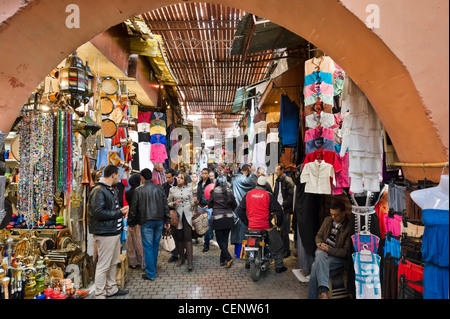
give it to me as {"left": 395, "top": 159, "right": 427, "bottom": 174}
{"left": 100, "top": 76, "right": 120, "bottom": 95}
{"left": 100, "top": 96, "right": 115, "bottom": 115}
{"left": 10, "top": 135, "right": 20, "bottom": 161}
{"left": 102, "top": 118, "right": 117, "bottom": 138}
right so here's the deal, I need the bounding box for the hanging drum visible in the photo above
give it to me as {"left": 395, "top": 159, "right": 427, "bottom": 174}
{"left": 10, "top": 135, "right": 20, "bottom": 161}
{"left": 100, "top": 96, "right": 115, "bottom": 115}
{"left": 102, "top": 118, "right": 117, "bottom": 138}
{"left": 100, "top": 76, "right": 120, "bottom": 96}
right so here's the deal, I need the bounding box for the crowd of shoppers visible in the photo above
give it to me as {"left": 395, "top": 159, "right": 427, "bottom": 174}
{"left": 88, "top": 162, "right": 304, "bottom": 299}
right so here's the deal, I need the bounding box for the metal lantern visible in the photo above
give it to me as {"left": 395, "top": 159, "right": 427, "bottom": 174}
{"left": 59, "top": 51, "right": 88, "bottom": 108}
{"left": 85, "top": 61, "right": 94, "bottom": 101}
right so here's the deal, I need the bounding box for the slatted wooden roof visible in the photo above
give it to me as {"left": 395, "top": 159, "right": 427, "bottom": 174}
{"left": 141, "top": 3, "right": 276, "bottom": 131}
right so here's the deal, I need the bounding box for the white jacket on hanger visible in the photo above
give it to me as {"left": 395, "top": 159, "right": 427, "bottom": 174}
{"left": 300, "top": 160, "right": 336, "bottom": 194}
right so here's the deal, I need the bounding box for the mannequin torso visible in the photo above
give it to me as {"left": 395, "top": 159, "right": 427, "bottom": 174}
{"left": 410, "top": 174, "right": 449, "bottom": 210}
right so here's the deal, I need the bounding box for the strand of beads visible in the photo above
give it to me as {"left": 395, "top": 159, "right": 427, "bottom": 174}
{"left": 18, "top": 110, "right": 55, "bottom": 228}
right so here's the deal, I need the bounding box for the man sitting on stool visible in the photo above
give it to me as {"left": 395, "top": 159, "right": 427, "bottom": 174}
{"left": 308, "top": 201, "right": 352, "bottom": 299}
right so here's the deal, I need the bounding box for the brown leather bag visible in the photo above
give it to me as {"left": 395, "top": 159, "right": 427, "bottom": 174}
{"left": 170, "top": 209, "right": 179, "bottom": 228}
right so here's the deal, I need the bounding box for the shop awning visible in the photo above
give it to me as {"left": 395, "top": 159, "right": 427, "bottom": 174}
{"left": 232, "top": 79, "right": 271, "bottom": 113}
{"left": 231, "top": 14, "right": 308, "bottom": 57}
{"left": 125, "top": 16, "right": 178, "bottom": 86}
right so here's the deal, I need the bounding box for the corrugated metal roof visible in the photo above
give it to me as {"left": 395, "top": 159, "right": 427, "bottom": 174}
{"left": 141, "top": 3, "right": 276, "bottom": 130}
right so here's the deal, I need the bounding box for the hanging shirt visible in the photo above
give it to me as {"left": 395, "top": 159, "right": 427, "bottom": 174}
{"left": 150, "top": 125, "right": 167, "bottom": 136}
{"left": 303, "top": 149, "right": 342, "bottom": 174}
{"left": 138, "top": 111, "right": 151, "bottom": 123}
{"left": 138, "top": 142, "right": 153, "bottom": 171}
{"left": 137, "top": 122, "right": 150, "bottom": 133}
{"left": 150, "top": 133, "right": 167, "bottom": 145}
{"left": 300, "top": 160, "right": 336, "bottom": 194}
{"left": 304, "top": 127, "right": 335, "bottom": 142}
{"left": 150, "top": 143, "right": 168, "bottom": 163}
{"left": 150, "top": 119, "right": 167, "bottom": 129}
{"left": 150, "top": 111, "right": 166, "bottom": 121}
{"left": 305, "top": 111, "right": 335, "bottom": 129}
{"left": 304, "top": 136, "right": 335, "bottom": 155}
{"left": 304, "top": 56, "right": 336, "bottom": 115}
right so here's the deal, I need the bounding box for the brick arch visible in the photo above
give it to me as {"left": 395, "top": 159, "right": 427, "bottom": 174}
{"left": 0, "top": 0, "right": 447, "bottom": 181}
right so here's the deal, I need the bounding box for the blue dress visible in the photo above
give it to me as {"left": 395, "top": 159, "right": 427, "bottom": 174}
{"left": 422, "top": 209, "right": 449, "bottom": 299}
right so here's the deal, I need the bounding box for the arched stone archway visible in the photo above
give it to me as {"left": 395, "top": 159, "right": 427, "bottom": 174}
{"left": 0, "top": 0, "right": 448, "bottom": 182}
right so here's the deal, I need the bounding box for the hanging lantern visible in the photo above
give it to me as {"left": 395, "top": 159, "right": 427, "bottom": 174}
{"left": 85, "top": 61, "right": 94, "bottom": 101}
{"left": 59, "top": 51, "right": 88, "bottom": 109}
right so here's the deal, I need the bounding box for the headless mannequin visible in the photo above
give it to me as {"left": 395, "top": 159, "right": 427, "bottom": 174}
{"left": 410, "top": 174, "right": 449, "bottom": 210}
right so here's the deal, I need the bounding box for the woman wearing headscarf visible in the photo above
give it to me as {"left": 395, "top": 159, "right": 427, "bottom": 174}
{"left": 168, "top": 172, "right": 195, "bottom": 271}
{"left": 208, "top": 175, "right": 237, "bottom": 268}
{"left": 125, "top": 173, "right": 145, "bottom": 269}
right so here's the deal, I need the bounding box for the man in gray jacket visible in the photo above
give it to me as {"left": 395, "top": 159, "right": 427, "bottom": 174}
{"left": 129, "top": 168, "right": 171, "bottom": 281}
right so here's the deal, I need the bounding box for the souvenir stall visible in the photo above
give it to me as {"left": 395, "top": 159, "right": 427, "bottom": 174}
{"left": 0, "top": 39, "right": 174, "bottom": 298}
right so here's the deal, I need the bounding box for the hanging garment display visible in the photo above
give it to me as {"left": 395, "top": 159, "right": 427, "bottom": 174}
{"left": 340, "top": 76, "right": 383, "bottom": 193}
{"left": 138, "top": 111, "right": 151, "bottom": 123}
{"left": 348, "top": 190, "right": 383, "bottom": 237}
{"left": 303, "top": 149, "right": 342, "bottom": 175}
{"left": 352, "top": 233, "right": 380, "bottom": 254}
{"left": 304, "top": 56, "right": 336, "bottom": 116}
{"left": 279, "top": 94, "right": 299, "bottom": 147}
{"left": 304, "top": 136, "right": 335, "bottom": 155}
{"left": 332, "top": 151, "right": 349, "bottom": 195}
{"left": 421, "top": 208, "right": 449, "bottom": 299}
{"left": 150, "top": 111, "right": 166, "bottom": 122}
{"left": 252, "top": 122, "right": 267, "bottom": 172}
{"left": 397, "top": 260, "right": 424, "bottom": 298}
{"left": 304, "top": 127, "right": 334, "bottom": 142}
{"left": 305, "top": 111, "right": 335, "bottom": 129}
{"left": 300, "top": 159, "right": 335, "bottom": 194}
{"left": 18, "top": 110, "right": 55, "bottom": 227}
{"left": 353, "top": 251, "right": 382, "bottom": 299}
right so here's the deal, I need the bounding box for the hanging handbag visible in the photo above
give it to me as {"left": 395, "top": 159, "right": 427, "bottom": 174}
{"left": 170, "top": 209, "right": 179, "bottom": 228}
{"left": 160, "top": 228, "right": 176, "bottom": 252}
{"left": 192, "top": 207, "right": 209, "bottom": 236}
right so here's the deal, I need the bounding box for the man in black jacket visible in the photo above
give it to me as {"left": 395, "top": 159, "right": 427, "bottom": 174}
{"left": 273, "top": 163, "right": 295, "bottom": 258}
{"left": 88, "top": 165, "right": 129, "bottom": 299}
{"left": 129, "top": 168, "right": 171, "bottom": 281}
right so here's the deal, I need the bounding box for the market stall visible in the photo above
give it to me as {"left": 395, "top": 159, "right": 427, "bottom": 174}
{"left": 0, "top": 33, "right": 178, "bottom": 299}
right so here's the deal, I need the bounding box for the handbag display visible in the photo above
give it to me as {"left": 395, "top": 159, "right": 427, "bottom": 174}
{"left": 170, "top": 209, "right": 179, "bottom": 228}
{"left": 192, "top": 207, "right": 209, "bottom": 236}
{"left": 160, "top": 228, "right": 176, "bottom": 252}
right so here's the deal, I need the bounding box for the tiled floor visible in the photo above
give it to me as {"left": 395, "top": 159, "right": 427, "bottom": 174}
{"left": 111, "top": 239, "right": 309, "bottom": 299}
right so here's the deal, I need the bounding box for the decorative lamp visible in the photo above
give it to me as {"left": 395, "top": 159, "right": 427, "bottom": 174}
{"left": 59, "top": 51, "right": 88, "bottom": 109}
{"left": 85, "top": 61, "right": 94, "bottom": 101}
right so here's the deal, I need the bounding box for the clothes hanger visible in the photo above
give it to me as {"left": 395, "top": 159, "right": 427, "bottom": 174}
{"left": 359, "top": 225, "right": 371, "bottom": 235}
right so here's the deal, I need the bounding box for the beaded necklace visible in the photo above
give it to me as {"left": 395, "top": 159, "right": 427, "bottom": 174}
{"left": 18, "top": 110, "right": 54, "bottom": 227}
